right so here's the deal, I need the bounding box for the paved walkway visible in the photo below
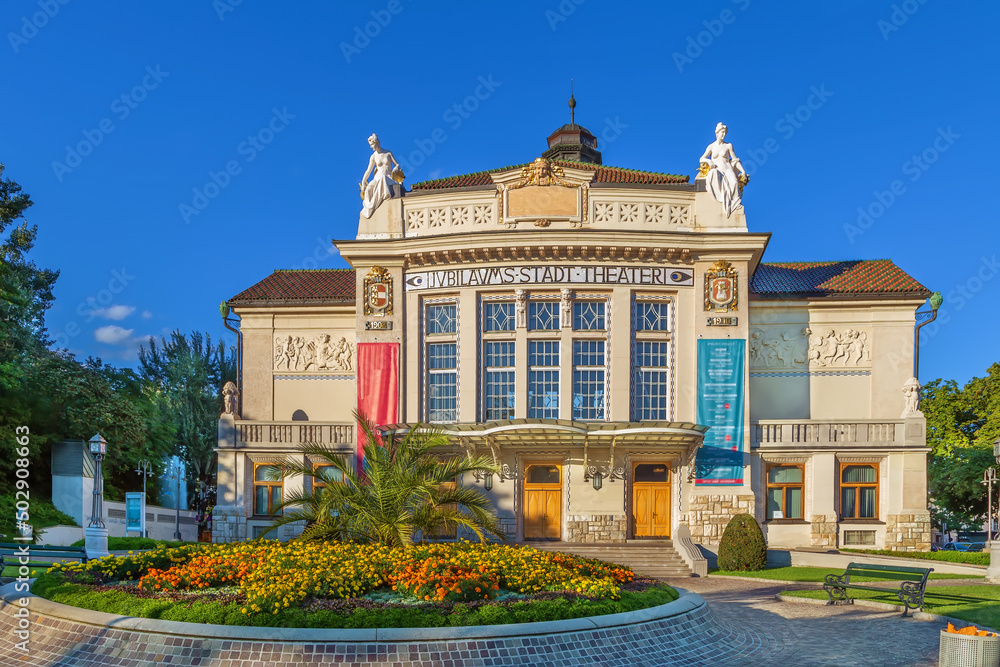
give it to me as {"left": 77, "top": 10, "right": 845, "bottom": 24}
{"left": 665, "top": 576, "right": 943, "bottom": 666}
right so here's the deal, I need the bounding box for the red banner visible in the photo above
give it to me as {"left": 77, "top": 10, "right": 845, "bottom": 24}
{"left": 356, "top": 342, "right": 399, "bottom": 474}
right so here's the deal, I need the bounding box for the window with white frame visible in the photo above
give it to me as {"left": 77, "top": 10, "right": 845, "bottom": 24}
{"left": 572, "top": 340, "right": 605, "bottom": 420}
{"left": 425, "top": 302, "right": 458, "bottom": 422}
{"left": 634, "top": 301, "right": 670, "bottom": 331}
{"left": 483, "top": 340, "right": 515, "bottom": 421}
{"left": 573, "top": 300, "right": 606, "bottom": 331}
{"left": 484, "top": 301, "right": 515, "bottom": 332}
{"left": 528, "top": 301, "right": 559, "bottom": 330}
{"left": 633, "top": 341, "right": 670, "bottom": 420}
{"left": 528, "top": 340, "right": 559, "bottom": 418}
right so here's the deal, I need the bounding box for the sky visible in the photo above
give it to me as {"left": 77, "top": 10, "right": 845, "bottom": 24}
{"left": 3, "top": 0, "right": 997, "bottom": 386}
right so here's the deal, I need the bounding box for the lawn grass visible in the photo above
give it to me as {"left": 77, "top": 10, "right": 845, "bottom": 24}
{"left": 781, "top": 585, "right": 1000, "bottom": 630}
{"left": 710, "top": 565, "right": 977, "bottom": 582}
{"left": 2, "top": 562, "right": 54, "bottom": 578}
{"left": 839, "top": 548, "right": 989, "bottom": 566}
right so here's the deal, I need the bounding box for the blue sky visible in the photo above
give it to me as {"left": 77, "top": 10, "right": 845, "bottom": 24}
{"left": 3, "top": 1, "right": 997, "bottom": 386}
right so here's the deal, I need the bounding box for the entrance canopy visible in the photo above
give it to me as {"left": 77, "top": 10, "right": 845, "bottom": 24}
{"left": 379, "top": 418, "right": 708, "bottom": 450}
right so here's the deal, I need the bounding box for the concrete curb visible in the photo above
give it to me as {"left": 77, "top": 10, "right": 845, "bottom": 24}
{"left": 0, "top": 582, "right": 705, "bottom": 642}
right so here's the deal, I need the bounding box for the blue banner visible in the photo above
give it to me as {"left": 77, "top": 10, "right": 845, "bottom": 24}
{"left": 696, "top": 339, "right": 745, "bottom": 485}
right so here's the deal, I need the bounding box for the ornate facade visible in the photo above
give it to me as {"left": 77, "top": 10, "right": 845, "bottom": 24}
{"left": 213, "top": 115, "right": 932, "bottom": 556}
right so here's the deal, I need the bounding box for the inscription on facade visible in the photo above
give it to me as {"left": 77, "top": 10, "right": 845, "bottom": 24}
{"left": 365, "top": 320, "right": 393, "bottom": 330}
{"left": 405, "top": 265, "right": 693, "bottom": 291}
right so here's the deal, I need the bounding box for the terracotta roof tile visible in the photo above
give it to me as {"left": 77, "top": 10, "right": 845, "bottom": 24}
{"left": 410, "top": 160, "right": 689, "bottom": 190}
{"left": 228, "top": 269, "right": 356, "bottom": 305}
{"left": 751, "top": 260, "right": 929, "bottom": 297}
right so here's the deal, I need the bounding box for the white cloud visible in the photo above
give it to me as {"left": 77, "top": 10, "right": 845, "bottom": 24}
{"left": 91, "top": 305, "right": 136, "bottom": 321}
{"left": 427, "top": 169, "right": 443, "bottom": 179}
{"left": 141, "top": 310, "right": 153, "bottom": 319}
{"left": 94, "top": 325, "right": 134, "bottom": 344}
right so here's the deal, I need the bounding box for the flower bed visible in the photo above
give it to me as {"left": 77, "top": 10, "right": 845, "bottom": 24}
{"left": 33, "top": 541, "right": 675, "bottom": 628}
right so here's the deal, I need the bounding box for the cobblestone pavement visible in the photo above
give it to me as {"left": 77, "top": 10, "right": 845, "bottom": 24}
{"left": 666, "top": 576, "right": 942, "bottom": 666}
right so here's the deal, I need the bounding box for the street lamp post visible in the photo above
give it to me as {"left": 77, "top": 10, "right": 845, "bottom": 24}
{"left": 986, "top": 438, "right": 1000, "bottom": 582}
{"left": 84, "top": 433, "right": 110, "bottom": 559}
{"left": 165, "top": 459, "right": 183, "bottom": 541}
{"left": 913, "top": 292, "right": 942, "bottom": 381}
{"left": 135, "top": 459, "right": 153, "bottom": 538}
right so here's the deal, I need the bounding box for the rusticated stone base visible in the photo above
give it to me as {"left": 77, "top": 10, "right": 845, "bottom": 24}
{"left": 499, "top": 517, "right": 516, "bottom": 541}
{"left": 688, "top": 494, "right": 756, "bottom": 545}
{"left": 885, "top": 512, "right": 932, "bottom": 551}
{"left": 810, "top": 514, "right": 839, "bottom": 548}
{"left": 566, "top": 515, "right": 627, "bottom": 543}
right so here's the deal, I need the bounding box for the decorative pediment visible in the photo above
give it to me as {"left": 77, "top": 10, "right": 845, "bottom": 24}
{"left": 494, "top": 158, "right": 590, "bottom": 227}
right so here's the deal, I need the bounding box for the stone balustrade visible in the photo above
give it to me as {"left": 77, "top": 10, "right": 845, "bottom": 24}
{"left": 752, "top": 419, "right": 905, "bottom": 448}
{"left": 235, "top": 421, "right": 354, "bottom": 447}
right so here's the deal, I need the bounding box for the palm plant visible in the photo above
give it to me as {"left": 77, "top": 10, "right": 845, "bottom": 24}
{"left": 263, "top": 412, "right": 505, "bottom": 549}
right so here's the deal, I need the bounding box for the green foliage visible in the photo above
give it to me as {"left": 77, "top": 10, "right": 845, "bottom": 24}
{"left": 717, "top": 513, "right": 767, "bottom": 571}
{"left": 923, "top": 366, "right": 1000, "bottom": 529}
{"left": 67, "top": 537, "right": 187, "bottom": 550}
{"left": 265, "top": 411, "right": 504, "bottom": 549}
{"left": 840, "top": 548, "right": 990, "bottom": 566}
{"left": 0, "top": 496, "right": 76, "bottom": 539}
{"left": 138, "top": 330, "right": 236, "bottom": 526}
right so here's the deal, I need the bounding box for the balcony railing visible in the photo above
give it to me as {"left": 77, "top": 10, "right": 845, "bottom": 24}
{"left": 236, "top": 421, "right": 355, "bottom": 447}
{"left": 751, "top": 420, "right": 905, "bottom": 448}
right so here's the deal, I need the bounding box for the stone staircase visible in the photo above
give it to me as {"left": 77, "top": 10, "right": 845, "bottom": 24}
{"left": 522, "top": 540, "right": 694, "bottom": 579}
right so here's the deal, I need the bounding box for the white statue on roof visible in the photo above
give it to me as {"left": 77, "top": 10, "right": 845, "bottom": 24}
{"left": 697, "top": 122, "right": 749, "bottom": 218}
{"left": 360, "top": 133, "right": 405, "bottom": 218}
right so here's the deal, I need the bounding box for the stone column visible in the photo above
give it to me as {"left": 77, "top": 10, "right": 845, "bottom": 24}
{"left": 987, "top": 542, "right": 1000, "bottom": 583}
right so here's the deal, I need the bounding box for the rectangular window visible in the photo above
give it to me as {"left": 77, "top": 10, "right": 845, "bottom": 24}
{"left": 573, "top": 301, "right": 606, "bottom": 331}
{"left": 528, "top": 301, "right": 559, "bottom": 331}
{"left": 573, "top": 340, "right": 605, "bottom": 420}
{"left": 840, "top": 464, "right": 878, "bottom": 519}
{"left": 633, "top": 341, "right": 671, "bottom": 420}
{"left": 528, "top": 340, "right": 559, "bottom": 419}
{"left": 766, "top": 464, "right": 803, "bottom": 520}
{"left": 427, "top": 303, "right": 457, "bottom": 334}
{"left": 484, "top": 301, "right": 515, "bottom": 332}
{"left": 484, "top": 341, "right": 515, "bottom": 421}
{"left": 427, "top": 342, "right": 457, "bottom": 422}
{"left": 843, "top": 530, "right": 876, "bottom": 546}
{"left": 634, "top": 301, "right": 669, "bottom": 331}
{"left": 253, "top": 464, "right": 283, "bottom": 516}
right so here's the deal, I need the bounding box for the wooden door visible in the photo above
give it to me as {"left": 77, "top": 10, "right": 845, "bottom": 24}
{"left": 523, "top": 464, "right": 561, "bottom": 540}
{"left": 632, "top": 463, "right": 671, "bottom": 538}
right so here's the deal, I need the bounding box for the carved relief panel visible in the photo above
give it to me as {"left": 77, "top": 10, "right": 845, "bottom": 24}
{"left": 274, "top": 334, "right": 354, "bottom": 373}
{"left": 749, "top": 327, "right": 871, "bottom": 370}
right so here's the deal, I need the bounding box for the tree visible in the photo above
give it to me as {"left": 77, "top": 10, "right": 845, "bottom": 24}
{"left": 139, "top": 331, "right": 236, "bottom": 531}
{"left": 924, "top": 364, "right": 1000, "bottom": 530}
{"left": 265, "top": 412, "right": 504, "bottom": 550}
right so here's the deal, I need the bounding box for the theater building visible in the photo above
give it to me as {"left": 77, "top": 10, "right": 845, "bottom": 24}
{"left": 213, "top": 112, "right": 933, "bottom": 560}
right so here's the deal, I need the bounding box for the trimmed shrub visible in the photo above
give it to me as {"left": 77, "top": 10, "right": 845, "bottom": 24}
{"left": 717, "top": 514, "right": 767, "bottom": 571}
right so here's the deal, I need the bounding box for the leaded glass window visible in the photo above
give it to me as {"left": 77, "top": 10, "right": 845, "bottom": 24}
{"left": 528, "top": 301, "right": 559, "bottom": 331}
{"left": 573, "top": 301, "right": 606, "bottom": 331}
{"left": 427, "top": 303, "right": 457, "bottom": 334}
{"left": 573, "top": 340, "right": 605, "bottom": 420}
{"left": 528, "top": 340, "right": 559, "bottom": 418}
{"left": 634, "top": 301, "right": 669, "bottom": 331}
{"left": 484, "top": 301, "right": 515, "bottom": 332}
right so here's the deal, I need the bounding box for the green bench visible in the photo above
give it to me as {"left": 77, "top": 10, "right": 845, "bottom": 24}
{"left": 823, "top": 561, "right": 933, "bottom": 616}
{"left": 0, "top": 542, "right": 89, "bottom": 573}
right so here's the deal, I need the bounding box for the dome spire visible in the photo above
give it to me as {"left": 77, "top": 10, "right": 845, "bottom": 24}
{"left": 569, "top": 79, "right": 576, "bottom": 126}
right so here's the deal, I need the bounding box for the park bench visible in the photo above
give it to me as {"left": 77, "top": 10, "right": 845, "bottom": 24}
{"left": 0, "top": 542, "right": 88, "bottom": 572}
{"left": 823, "top": 562, "right": 932, "bottom": 616}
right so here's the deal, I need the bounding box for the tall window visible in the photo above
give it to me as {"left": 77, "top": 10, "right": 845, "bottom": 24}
{"left": 253, "top": 464, "right": 282, "bottom": 516}
{"left": 633, "top": 341, "right": 671, "bottom": 420}
{"left": 528, "top": 340, "right": 560, "bottom": 418}
{"left": 573, "top": 340, "right": 605, "bottom": 420}
{"left": 766, "top": 464, "right": 803, "bottom": 520}
{"left": 425, "top": 302, "right": 458, "bottom": 422}
{"left": 841, "top": 464, "right": 878, "bottom": 519}
{"left": 529, "top": 301, "right": 559, "bottom": 330}
{"left": 484, "top": 341, "right": 515, "bottom": 420}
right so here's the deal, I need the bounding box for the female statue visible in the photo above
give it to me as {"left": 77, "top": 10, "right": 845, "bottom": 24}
{"left": 698, "top": 122, "right": 749, "bottom": 218}
{"left": 359, "top": 133, "right": 403, "bottom": 218}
